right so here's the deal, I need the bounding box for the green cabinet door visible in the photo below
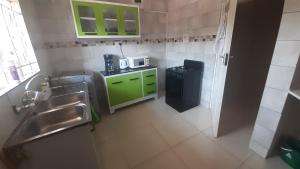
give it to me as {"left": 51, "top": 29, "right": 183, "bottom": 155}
{"left": 72, "top": 0, "right": 140, "bottom": 37}
{"left": 107, "top": 73, "right": 143, "bottom": 106}
{"left": 72, "top": 1, "right": 101, "bottom": 36}
{"left": 99, "top": 4, "right": 121, "bottom": 35}
{"left": 125, "top": 72, "right": 143, "bottom": 101}
{"left": 107, "top": 75, "right": 128, "bottom": 106}
{"left": 143, "top": 69, "right": 157, "bottom": 96}
{"left": 119, "top": 6, "right": 140, "bottom": 35}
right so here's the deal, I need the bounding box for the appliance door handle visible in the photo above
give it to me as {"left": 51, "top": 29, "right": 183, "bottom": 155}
{"left": 129, "top": 78, "right": 139, "bottom": 81}
{"left": 112, "top": 81, "right": 123, "bottom": 85}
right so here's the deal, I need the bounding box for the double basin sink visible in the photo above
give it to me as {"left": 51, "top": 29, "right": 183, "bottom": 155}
{"left": 4, "top": 83, "right": 92, "bottom": 148}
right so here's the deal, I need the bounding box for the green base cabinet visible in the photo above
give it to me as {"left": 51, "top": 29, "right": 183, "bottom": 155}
{"left": 71, "top": 0, "right": 140, "bottom": 38}
{"left": 104, "top": 68, "right": 157, "bottom": 114}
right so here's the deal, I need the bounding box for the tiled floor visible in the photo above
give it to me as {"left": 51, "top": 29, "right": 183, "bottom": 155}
{"left": 92, "top": 96, "right": 291, "bottom": 169}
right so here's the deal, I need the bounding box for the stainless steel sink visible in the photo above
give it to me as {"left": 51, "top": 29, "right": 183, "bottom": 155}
{"left": 16, "top": 104, "right": 88, "bottom": 142}
{"left": 34, "top": 91, "right": 86, "bottom": 113}
{"left": 4, "top": 82, "right": 92, "bottom": 147}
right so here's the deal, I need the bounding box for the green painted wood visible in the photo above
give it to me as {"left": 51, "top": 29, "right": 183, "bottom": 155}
{"left": 106, "top": 72, "right": 143, "bottom": 106}
{"left": 72, "top": 0, "right": 140, "bottom": 37}
{"left": 125, "top": 72, "right": 143, "bottom": 101}
{"left": 143, "top": 70, "right": 157, "bottom": 96}
{"left": 72, "top": 1, "right": 101, "bottom": 36}
{"left": 99, "top": 3, "right": 121, "bottom": 35}
{"left": 119, "top": 6, "right": 140, "bottom": 35}
{"left": 107, "top": 75, "right": 128, "bottom": 106}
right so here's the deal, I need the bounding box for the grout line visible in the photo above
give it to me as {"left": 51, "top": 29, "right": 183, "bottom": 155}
{"left": 170, "top": 147, "right": 192, "bottom": 169}
{"left": 200, "top": 128, "right": 250, "bottom": 164}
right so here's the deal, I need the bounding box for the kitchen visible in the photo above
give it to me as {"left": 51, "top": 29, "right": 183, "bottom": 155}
{"left": 0, "top": 0, "right": 300, "bottom": 169}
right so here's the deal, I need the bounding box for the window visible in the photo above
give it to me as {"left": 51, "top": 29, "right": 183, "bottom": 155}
{"left": 0, "top": 0, "right": 40, "bottom": 95}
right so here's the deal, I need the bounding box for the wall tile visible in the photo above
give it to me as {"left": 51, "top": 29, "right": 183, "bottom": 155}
{"left": 251, "top": 124, "right": 276, "bottom": 149}
{"left": 249, "top": 140, "right": 269, "bottom": 158}
{"left": 265, "top": 65, "right": 295, "bottom": 91}
{"left": 283, "top": 0, "right": 300, "bottom": 13}
{"left": 260, "top": 87, "right": 288, "bottom": 113}
{"left": 256, "top": 106, "right": 281, "bottom": 132}
{"left": 277, "top": 12, "right": 300, "bottom": 41}
{"left": 272, "top": 41, "right": 300, "bottom": 67}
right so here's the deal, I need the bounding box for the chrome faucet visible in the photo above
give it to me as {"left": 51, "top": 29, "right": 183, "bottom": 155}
{"left": 13, "top": 74, "right": 50, "bottom": 113}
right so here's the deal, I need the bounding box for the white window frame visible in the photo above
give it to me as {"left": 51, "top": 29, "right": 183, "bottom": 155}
{"left": 0, "top": 0, "right": 40, "bottom": 96}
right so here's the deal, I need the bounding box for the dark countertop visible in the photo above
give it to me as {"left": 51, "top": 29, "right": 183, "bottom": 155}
{"left": 100, "top": 65, "right": 157, "bottom": 77}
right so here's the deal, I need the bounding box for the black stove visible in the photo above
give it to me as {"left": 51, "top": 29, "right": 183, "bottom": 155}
{"left": 165, "top": 60, "right": 204, "bottom": 112}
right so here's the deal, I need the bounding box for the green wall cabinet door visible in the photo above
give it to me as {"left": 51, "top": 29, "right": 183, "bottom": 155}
{"left": 72, "top": 1, "right": 101, "bottom": 36}
{"left": 99, "top": 4, "right": 121, "bottom": 35}
{"left": 119, "top": 6, "right": 140, "bottom": 35}
{"left": 72, "top": 0, "right": 140, "bottom": 38}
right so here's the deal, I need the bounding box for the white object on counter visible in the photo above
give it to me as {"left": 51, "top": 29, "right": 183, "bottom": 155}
{"left": 119, "top": 58, "right": 129, "bottom": 69}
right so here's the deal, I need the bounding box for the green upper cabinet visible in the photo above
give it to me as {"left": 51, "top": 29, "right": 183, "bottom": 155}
{"left": 119, "top": 6, "right": 140, "bottom": 35}
{"left": 71, "top": 0, "right": 140, "bottom": 38}
{"left": 72, "top": 1, "right": 101, "bottom": 36}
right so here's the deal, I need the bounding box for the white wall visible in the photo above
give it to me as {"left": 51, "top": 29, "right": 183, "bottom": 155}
{"left": 166, "top": 0, "right": 221, "bottom": 107}
{"left": 250, "top": 0, "right": 300, "bottom": 157}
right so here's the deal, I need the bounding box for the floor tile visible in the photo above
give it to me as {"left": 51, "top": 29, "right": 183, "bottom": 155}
{"left": 133, "top": 150, "right": 189, "bottom": 169}
{"left": 203, "top": 126, "right": 254, "bottom": 161}
{"left": 173, "top": 133, "right": 242, "bottom": 169}
{"left": 153, "top": 115, "right": 200, "bottom": 146}
{"left": 237, "top": 164, "right": 252, "bottom": 169}
{"left": 95, "top": 138, "right": 129, "bottom": 169}
{"left": 118, "top": 125, "right": 170, "bottom": 168}
{"left": 178, "top": 106, "right": 212, "bottom": 131}
{"left": 243, "top": 153, "right": 291, "bottom": 169}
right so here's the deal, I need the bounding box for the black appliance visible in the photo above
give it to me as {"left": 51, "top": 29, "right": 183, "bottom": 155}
{"left": 104, "top": 54, "right": 118, "bottom": 72}
{"left": 165, "top": 60, "right": 204, "bottom": 112}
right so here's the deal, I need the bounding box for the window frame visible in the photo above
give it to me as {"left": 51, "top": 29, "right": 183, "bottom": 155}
{"left": 0, "top": 0, "right": 40, "bottom": 97}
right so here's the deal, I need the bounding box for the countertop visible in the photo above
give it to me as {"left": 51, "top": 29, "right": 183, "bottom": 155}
{"left": 100, "top": 65, "right": 157, "bottom": 77}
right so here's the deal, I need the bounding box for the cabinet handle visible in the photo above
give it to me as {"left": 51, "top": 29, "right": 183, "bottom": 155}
{"left": 85, "top": 32, "right": 97, "bottom": 35}
{"left": 146, "top": 74, "right": 155, "bottom": 77}
{"left": 129, "top": 78, "right": 139, "bottom": 81}
{"left": 146, "top": 83, "right": 155, "bottom": 86}
{"left": 112, "top": 81, "right": 123, "bottom": 84}
{"left": 147, "top": 91, "right": 155, "bottom": 94}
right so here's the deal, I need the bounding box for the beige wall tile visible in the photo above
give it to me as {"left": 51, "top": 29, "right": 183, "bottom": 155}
{"left": 277, "top": 12, "right": 300, "bottom": 40}
{"left": 265, "top": 65, "right": 295, "bottom": 91}
{"left": 283, "top": 0, "right": 300, "bottom": 13}
{"left": 260, "top": 87, "right": 288, "bottom": 113}
{"left": 272, "top": 41, "right": 300, "bottom": 67}
{"left": 256, "top": 107, "right": 281, "bottom": 132}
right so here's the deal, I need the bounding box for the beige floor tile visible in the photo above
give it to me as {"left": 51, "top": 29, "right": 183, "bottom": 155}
{"left": 203, "top": 126, "right": 254, "bottom": 161}
{"left": 96, "top": 138, "right": 129, "bottom": 169}
{"left": 178, "top": 106, "right": 212, "bottom": 131}
{"left": 243, "top": 153, "right": 291, "bottom": 169}
{"left": 237, "top": 164, "right": 252, "bottom": 169}
{"left": 173, "top": 133, "right": 242, "bottom": 169}
{"left": 93, "top": 119, "right": 119, "bottom": 143}
{"left": 134, "top": 150, "right": 189, "bottom": 169}
{"left": 118, "top": 125, "right": 170, "bottom": 168}
{"left": 153, "top": 115, "right": 199, "bottom": 146}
